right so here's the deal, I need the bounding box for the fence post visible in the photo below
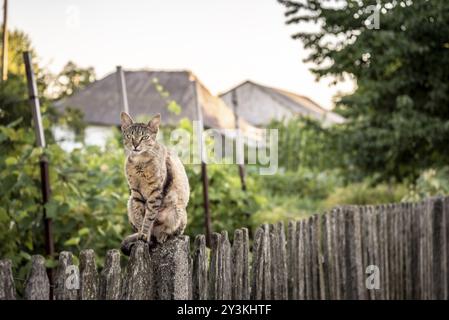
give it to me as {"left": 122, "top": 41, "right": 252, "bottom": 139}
{"left": 287, "top": 221, "right": 297, "bottom": 300}
{"left": 121, "top": 241, "right": 152, "bottom": 300}
{"left": 378, "top": 205, "right": 389, "bottom": 299}
{"left": 149, "top": 236, "right": 190, "bottom": 300}
{"left": 336, "top": 208, "right": 347, "bottom": 299}
{"left": 192, "top": 235, "right": 208, "bottom": 300}
{"left": 403, "top": 202, "right": 413, "bottom": 300}
{"left": 232, "top": 228, "right": 250, "bottom": 300}
{"left": 296, "top": 220, "right": 306, "bottom": 299}
{"left": 397, "top": 203, "right": 406, "bottom": 299}
{"left": 303, "top": 217, "right": 313, "bottom": 300}
{"left": 431, "top": 197, "right": 447, "bottom": 299}
{"left": 251, "top": 224, "right": 271, "bottom": 299}
{"left": 219, "top": 231, "right": 232, "bottom": 299}
{"left": 269, "top": 222, "right": 288, "bottom": 300}
{"left": 445, "top": 197, "right": 449, "bottom": 298}
{"left": 0, "top": 259, "right": 15, "bottom": 300}
{"left": 79, "top": 249, "right": 99, "bottom": 300}
{"left": 308, "top": 215, "right": 320, "bottom": 299}
{"left": 99, "top": 249, "right": 122, "bottom": 300}
{"left": 24, "top": 255, "right": 50, "bottom": 300}
{"left": 208, "top": 232, "right": 221, "bottom": 300}
{"left": 318, "top": 213, "right": 330, "bottom": 300}
{"left": 329, "top": 209, "right": 340, "bottom": 300}
{"left": 54, "top": 251, "right": 78, "bottom": 300}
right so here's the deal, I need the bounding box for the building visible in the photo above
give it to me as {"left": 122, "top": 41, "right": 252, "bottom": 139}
{"left": 54, "top": 69, "right": 262, "bottom": 150}
{"left": 220, "top": 80, "right": 345, "bottom": 127}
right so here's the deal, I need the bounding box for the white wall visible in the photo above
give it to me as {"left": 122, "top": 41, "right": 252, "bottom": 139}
{"left": 52, "top": 125, "right": 115, "bottom": 152}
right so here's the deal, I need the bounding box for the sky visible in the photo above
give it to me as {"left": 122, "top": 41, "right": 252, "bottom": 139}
{"left": 8, "top": 0, "right": 353, "bottom": 110}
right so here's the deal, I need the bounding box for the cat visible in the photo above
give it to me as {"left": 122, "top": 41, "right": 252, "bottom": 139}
{"left": 119, "top": 112, "right": 189, "bottom": 255}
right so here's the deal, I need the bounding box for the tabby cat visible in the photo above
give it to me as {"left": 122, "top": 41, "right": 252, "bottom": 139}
{"left": 119, "top": 112, "right": 189, "bottom": 254}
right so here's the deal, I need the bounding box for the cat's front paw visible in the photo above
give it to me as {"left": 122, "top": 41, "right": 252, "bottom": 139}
{"left": 121, "top": 237, "right": 137, "bottom": 256}
{"left": 138, "top": 232, "right": 149, "bottom": 243}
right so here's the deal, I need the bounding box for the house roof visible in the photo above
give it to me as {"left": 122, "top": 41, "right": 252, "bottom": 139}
{"left": 219, "top": 80, "right": 345, "bottom": 125}
{"left": 54, "top": 69, "right": 262, "bottom": 142}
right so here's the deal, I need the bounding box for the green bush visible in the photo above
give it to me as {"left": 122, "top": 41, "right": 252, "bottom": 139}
{"left": 0, "top": 121, "right": 129, "bottom": 285}
{"left": 254, "top": 168, "right": 343, "bottom": 200}
{"left": 402, "top": 167, "right": 449, "bottom": 202}
{"left": 323, "top": 181, "right": 408, "bottom": 209}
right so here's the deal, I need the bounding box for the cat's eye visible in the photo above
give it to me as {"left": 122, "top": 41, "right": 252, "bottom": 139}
{"left": 126, "top": 134, "right": 131, "bottom": 139}
{"left": 143, "top": 135, "right": 149, "bottom": 140}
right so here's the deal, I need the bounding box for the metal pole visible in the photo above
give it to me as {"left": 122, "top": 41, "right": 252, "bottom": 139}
{"left": 1, "top": 0, "right": 8, "bottom": 81}
{"left": 191, "top": 75, "right": 212, "bottom": 247}
{"left": 231, "top": 90, "right": 247, "bottom": 191}
{"left": 116, "top": 66, "right": 129, "bottom": 113}
{"left": 23, "top": 51, "right": 55, "bottom": 296}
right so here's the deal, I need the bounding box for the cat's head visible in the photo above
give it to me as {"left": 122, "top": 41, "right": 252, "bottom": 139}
{"left": 120, "top": 112, "right": 161, "bottom": 156}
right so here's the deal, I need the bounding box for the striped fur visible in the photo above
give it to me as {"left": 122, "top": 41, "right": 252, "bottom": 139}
{"left": 119, "top": 112, "right": 189, "bottom": 252}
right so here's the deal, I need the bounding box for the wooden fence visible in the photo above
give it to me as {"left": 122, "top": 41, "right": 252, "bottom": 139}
{"left": 1, "top": 196, "right": 448, "bottom": 300}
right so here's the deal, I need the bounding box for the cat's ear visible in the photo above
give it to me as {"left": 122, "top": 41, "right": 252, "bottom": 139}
{"left": 120, "top": 112, "right": 134, "bottom": 130}
{"left": 148, "top": 113, "right": 161, "bottom": 133}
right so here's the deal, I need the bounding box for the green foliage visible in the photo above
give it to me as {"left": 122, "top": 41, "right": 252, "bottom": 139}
{"left": 50, "top": 61, "right": 96, "bottom": 99}
{"left": 185, "top": 164, "right": 265, "bottom": 237}
{"left": 0, "top": 29, "right": 36, "bottom": 78}
{"left": 324, "top": 180, "right": 407, "bottom": 209}
{"left": 270, "top": 117, "right": 344, "bottom": 172}
{"left": 280, "top": 0, "right": 449, "bottom": 181}
{"left": 255, "top": 168, "right": 343, "bottom": 200}
{"left": 0, "top": 121, "right": 129, "bottom": 284}
{"left": 403, "top": 167, "right": 449, "bottom": 202}
{"left": 0, "top": 30, "right": 47, "bottom": 130}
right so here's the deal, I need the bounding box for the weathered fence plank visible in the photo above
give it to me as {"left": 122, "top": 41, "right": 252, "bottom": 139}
{"left": 219, "top": 231, "right": 232, "bottom": 300}
{"left": 410, "top": 202, "right": 421, "bottom": 299}
{"left": 329, "top": 209, "right": 340, "bottom": 300}
{"left": 445, "top": 197, "right": 449, "bottom": 299}
{"left": 99, "top": 249, "right": 122, "bottom": 300}
{"left": 296, "top": 220, "right": 306, "bottom": 300}
{"left": 403, "top": 202, "right": 413, "bottom": 300}
{"left": 269, "top": 222, "right": 288, "bottom": 300}
{"left": 287, "top": 221, "right": 297, "bottom": 299}
{"left": 232, "top": 228, "right": 250, "bottom": 300}
{"left": 0, "top": 259, "right": 15, "bottom": 300}
{"left": 343, "top": 206, "right": 366, "bottom": 300}
{"left": 301, "top": 218, "right": 311, "bottom": 299}
{"left": 208, "top": 232, "right": 221, "bottom": 300}
{"left": 24, "top": 255, "right": 50, "bottom": 300}
{"left": 431, "top": 198, "right": 447, "bottom": 299}
{"left": 150, "top": 236, "right": 190, "bottom": 300}
{"left": 321, "top": 212, "right": 334, "bottom": 299}
{"left": 121, "top": 241, "right": 152, "bottom": 300}
{"left": 309, "top": 215, "right": 320, "bottom": 300}
{"left": 336, "top": 208, "right": 347, "bottom": 299}
{"left": 379, "top": 205, "right": 389, "bottom": 300}
{"left": 79, "top": 249, "right": 99, "bottom": 300}
{"left": 251, "top": 224, "right": 271, "bottom": 300}
{"left": 54, "top": 251, "right": 78, "bottom": 300}
{"left": 192, "top": 235, "right": 208, "bottom": 300}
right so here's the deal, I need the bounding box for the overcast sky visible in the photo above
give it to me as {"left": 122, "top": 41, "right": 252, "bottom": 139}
{"left": 9, "top": 0, "right": 353, "bottom": 110}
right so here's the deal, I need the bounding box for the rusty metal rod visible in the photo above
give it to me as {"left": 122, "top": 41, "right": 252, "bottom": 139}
{"left": 23, "top": 51, "right": 55, "bottom": 297}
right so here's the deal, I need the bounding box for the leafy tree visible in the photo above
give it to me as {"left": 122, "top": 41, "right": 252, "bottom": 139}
{"left": 0, "top": 30, "right": 46, "bottom": 129}
{"left": 269, "top": 117, "right": 346, "bottom": 172}
{"left": 279, "top": 0, "right": 449, "bottom": 180}
{"left": 50, "top": 61, "right": 95, "bottom": 99}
